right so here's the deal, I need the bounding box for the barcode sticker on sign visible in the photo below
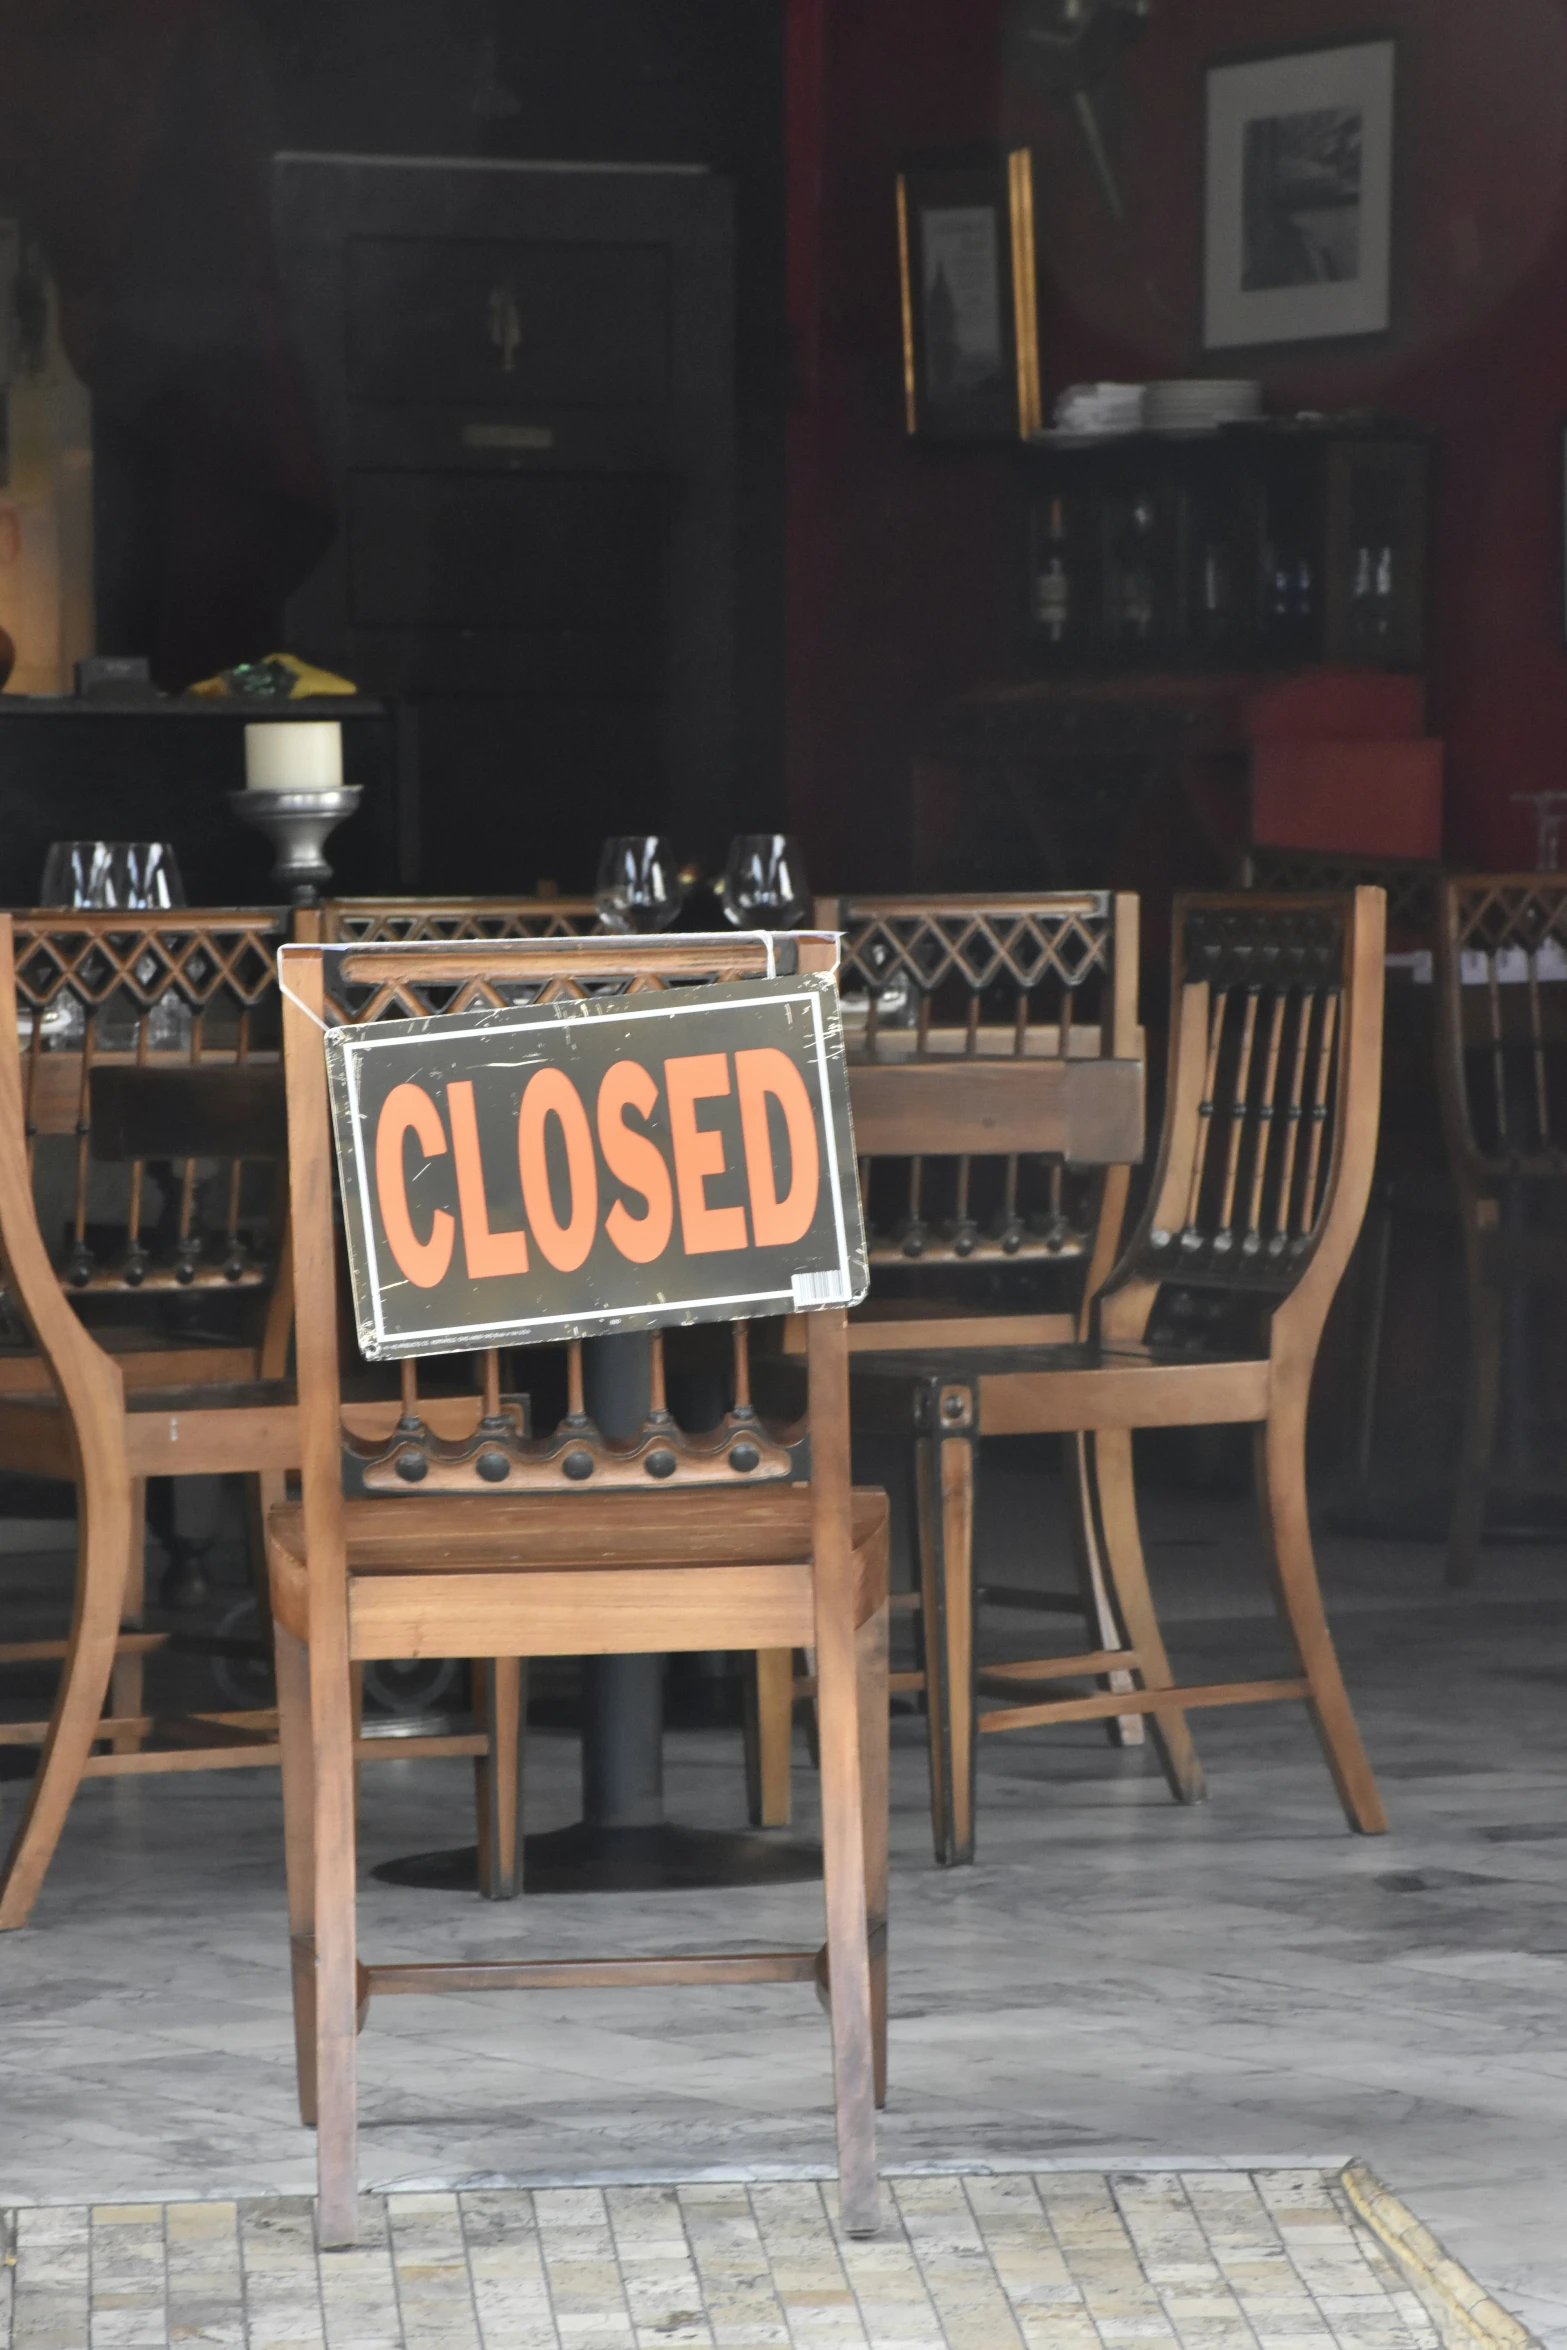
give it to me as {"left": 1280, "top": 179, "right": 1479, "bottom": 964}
{"left": 792, "top": 1268, "right": 850, "bottom": 1309}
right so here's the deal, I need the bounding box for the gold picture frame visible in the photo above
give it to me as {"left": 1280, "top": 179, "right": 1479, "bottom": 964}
{"left": 896, "top": 148, "right": 1041, "bottom": 441}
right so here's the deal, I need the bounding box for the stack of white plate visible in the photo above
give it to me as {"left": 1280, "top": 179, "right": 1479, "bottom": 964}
{"left": 1048, "top": 381, "right": 1147, "bottom": 437}
{"left": 1145, "top": 379, "right": 1262, "bottom": 434}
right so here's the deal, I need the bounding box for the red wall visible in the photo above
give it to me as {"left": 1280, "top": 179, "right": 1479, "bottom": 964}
{"left": 786, "top": 0, "right": 1567, "bottom": 884}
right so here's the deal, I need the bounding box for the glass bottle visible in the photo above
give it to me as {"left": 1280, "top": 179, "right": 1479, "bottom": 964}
{"left": 1106, "top": 492, "right": 1157, "bottom": 648}
{"left": 1374, "top": 544, "right": 1395, "bottom": 642}
{"left": 1350, "top": 545, "right": 1376, "bottom": 648}
{"left": 1033, "top": 497, "right": 1072, "bottom": 647}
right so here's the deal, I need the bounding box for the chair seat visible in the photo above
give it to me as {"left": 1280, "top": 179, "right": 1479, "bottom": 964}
{"left": 267, "top": 1484, "right": 890, "bottom": 1659}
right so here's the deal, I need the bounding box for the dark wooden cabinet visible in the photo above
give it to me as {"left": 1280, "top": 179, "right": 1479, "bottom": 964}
{"left": 273, "top": 156, "right": 735, "bottom": 893}
{"left": 1021, "top": 423, "right": 1428, "bottom": 675}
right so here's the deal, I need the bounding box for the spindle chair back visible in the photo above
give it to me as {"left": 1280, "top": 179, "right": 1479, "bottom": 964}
{"left": 1436, "top": 875, "right": 1567, "bottom": 1582}
{"left": 268, "top": 927, "right": 889, "bottom": 2244}
{"left": 850, "top": 888, "right": 1389, "bottom": 1857}
{"left": 1238, "top": 851, "right": 1445, "bottom": 1522}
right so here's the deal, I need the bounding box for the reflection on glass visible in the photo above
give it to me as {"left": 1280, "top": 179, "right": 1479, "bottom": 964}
{"left": 40, "top": 840, "right": 185, "bottom": 910}
{"left": 594, "top": 836, "right": 683, "bottom": 933}
{"left": 721, "top": 834, "right": 811, "bottom": 929}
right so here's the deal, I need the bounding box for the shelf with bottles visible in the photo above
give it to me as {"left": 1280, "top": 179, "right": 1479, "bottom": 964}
{"left": 1020, "top": 419, "right": 1427, "bottom": 674}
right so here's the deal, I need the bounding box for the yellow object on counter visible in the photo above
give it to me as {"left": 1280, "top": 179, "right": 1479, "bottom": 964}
{"left": 186, "top": 651, "right": 358, "bottom": 701}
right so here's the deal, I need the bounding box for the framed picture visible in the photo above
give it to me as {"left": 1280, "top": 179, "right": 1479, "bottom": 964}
{"left": 896, "top": 150, "right": 1041, "bottom": 439}
{"left": 1204, "top": 37, "right": 1396, "bottom": 352}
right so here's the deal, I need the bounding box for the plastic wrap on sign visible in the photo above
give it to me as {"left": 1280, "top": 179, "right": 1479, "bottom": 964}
{"left": 324, "top": 973, "right": 869, "bottom": 1361}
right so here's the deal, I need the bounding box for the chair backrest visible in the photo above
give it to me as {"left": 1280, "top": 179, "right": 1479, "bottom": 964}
{"left": 321, "top": 896, "right": 602, "bottom": 945}
{"left": 280, "top": 930, "right": 852, "bottom": 1531}
{"left": 1436, "top": 874, "right": 1567, "bottom": 1183}
{"left": 822, "top": 892, "right": 1141, "bottom": 1274}
{"left": 1100, "top": 888, "right": 1385, "bottom": 1336}
{"left": 0, "top": 910, "right": 291, "bottom": 1351}
{"left": 1238, "top": 850, "right": 1440, "bottom": 956}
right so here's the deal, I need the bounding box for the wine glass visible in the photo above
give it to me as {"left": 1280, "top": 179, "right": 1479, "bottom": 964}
{"left": 1513, "top": 793, "right": 1567, "bottom": 874}
{"left": 594, "top": 836, "right": 684, "bottom": 932}
{"left": 721, "top": 834, "right": 811, "bottom": 929}
{"left": 37, "top": 842, "right": 187, "bottom": 1049}
{"left": 39, "top": 840, "right": 185, "bottom": 908}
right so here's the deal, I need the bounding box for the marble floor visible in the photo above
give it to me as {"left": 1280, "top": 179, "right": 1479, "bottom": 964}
{"left": 2, "top": 1448, "right": 1565, "bottom": 2343}
{"left": 0, "top": 2170, "right": 1443, "bottom": 2350}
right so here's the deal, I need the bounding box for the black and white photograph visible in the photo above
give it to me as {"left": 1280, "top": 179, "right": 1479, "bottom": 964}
{"left": 1243, "top": 104, "right": 1362, "bottom": 290}
{"left": 1205, "top": 38, "right": 1395, "bottom": 349}
{"left": 919, "top": 205, "right": 1005, "bottom": 401}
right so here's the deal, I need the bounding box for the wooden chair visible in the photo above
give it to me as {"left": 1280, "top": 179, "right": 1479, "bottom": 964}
{"left": 751, "top": 892, "right": 1148, "bottom": 1859}
{"left": 1435, "top": 875, "right": 1567, "bottom": 1585}
{"left": 269, "top": 928, "right": 890, "bottom": 2244}
{"left": 321, "top": 894, "right": 602, "bottom": 945}
{"left": 0, "top": 909, "right": 516, "bottom": 1930}
{"left": 1238, "top": 850, "right": 1442, "bottom": 956}
{"left": 834, "top": 888, "right": 1390, "bottom": 1852}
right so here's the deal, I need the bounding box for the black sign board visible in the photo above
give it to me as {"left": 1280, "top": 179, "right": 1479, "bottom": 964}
{"left": 325, "top": 973, "right": 869, "bottom": 1361}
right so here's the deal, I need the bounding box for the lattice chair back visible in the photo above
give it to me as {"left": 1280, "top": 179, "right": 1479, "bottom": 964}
{"left": 825, "top": 893, "right": 1139, "bottom": 1274}
{"left": 321, "top": 896, "right": 602, "bottom": 946}
{"left": 295, "top": 930, "right": 836, "bottom": 1499}
{"left": 1102, "top": 890, "right": 1386, "bottom": 1323}
{"left": 3, "top": 910, "right": 291, "bottom": 1328}
{"left": 1238, "top": 850, "right": 1440, "bottom": 958}
{"left": 1436, "top": 876, "right": 1567, "bottom": 1180}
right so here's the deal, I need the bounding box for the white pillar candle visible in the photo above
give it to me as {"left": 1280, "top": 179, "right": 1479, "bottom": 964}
{"left": 244, "top": 719, "right": 343, "bottom": 793}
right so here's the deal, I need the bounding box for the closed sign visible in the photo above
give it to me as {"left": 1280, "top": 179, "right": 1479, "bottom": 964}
{"left": 325, "top": 973, "right": 868, "bottom": 1360}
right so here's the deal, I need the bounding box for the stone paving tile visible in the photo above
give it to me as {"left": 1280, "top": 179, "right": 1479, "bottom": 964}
{"left": 10, "top": 2206, "right": 90, "bottom": 2350}
{"left": 0, "top": 2174, "right": 1447, "bottom": 2350}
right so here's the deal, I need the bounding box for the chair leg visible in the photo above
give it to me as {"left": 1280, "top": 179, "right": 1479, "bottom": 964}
{"left": 800, "top": 1646, "right": 821, "bottom": 1771}
{"left": 1091, "top": 1431, "right": 1207, "bottom": 1805}
{"left": 274, "top": 1623, "right": 319, "bottom": 2127}
{"left": 0, "top": 1463, "right": 137, "bottom": 1930}
{"left": 857, "top": 1598, "right": 890, "bottom": 2111}
{"left": 1255, "top": 1403, "right": 1388, "bottom": 1835}
{"left": 816, "top": 1573, "right": 881, "bottom": 2237}
{"left": 744, "top": 1649, "right": 795, "bottom": 1828}
{"left": 475, "top": 1658, "right": 523, "bottom": 1900}
{"left": 915, "top": 1387, "right": 977, "bottom": 1866}
{"left": 350, "top": 1660, "right": 365, "bottom": 1819}
{"left": 109, "top": 1478, "right": 149, "bottom": 1756}
{"left": 1448, "top": 1250, "right": 1501, "bottom": 1589}
{"left": 1065, "top": 1434, "right": 1144, "bottom": 1749}
{"left": 312, "top": 1640, "right": 362, "bottom": 2247}
{"left": 243, "top": 1472, "right": 288, "bottom": 1625}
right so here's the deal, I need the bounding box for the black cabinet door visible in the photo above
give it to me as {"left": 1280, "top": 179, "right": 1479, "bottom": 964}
{"left": 274, "top": 156, "right": 735, "bottom": 893}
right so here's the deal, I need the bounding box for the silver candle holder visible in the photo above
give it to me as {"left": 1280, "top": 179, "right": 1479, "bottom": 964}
{"left": 227, "top": 786, "right": 361, "bottom": 906}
